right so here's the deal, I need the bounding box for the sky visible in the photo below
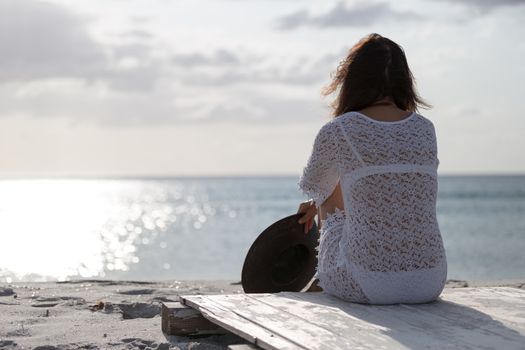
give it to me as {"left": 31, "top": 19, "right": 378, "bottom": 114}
{"left": 0, "top": 0, "right": 524, "bottom": 177}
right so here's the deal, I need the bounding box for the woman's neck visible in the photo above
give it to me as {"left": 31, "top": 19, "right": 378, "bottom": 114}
{"left": 369, "top": 96, "right": 396, "bottom": 107}
{"left": 358, "top": 98, "right": 411, "bottom": 122}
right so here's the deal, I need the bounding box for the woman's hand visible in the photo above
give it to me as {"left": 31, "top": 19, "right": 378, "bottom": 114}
{"left": 297, "top": 200, "right": 317, "bottom": 234}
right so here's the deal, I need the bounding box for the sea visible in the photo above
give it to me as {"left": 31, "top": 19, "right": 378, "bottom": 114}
{"left": 0, "top": 176, "right": 524, "bottom": 283}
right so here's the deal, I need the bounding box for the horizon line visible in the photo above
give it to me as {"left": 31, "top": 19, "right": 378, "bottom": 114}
{"left": 1, "top": 172, "right": 525, "bottom": 180}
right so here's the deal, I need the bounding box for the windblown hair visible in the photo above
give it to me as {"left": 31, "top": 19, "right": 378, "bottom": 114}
{"left": 323, "top": 33, "right": 430, "bottom": 117}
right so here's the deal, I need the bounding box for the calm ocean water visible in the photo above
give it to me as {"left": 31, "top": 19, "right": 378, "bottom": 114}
{"left": 0, "top": 176, "right": 524, "bottom": 282}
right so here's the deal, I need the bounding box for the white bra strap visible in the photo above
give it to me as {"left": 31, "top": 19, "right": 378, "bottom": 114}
{"left": 343, "top": 164, "right": 438, "bottom": 186}
{"left": 336, "top": 119, "right": 366, "bottom": 166}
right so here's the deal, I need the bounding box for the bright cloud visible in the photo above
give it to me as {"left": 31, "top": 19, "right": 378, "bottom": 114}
{"left": 277, "top": 2, "right": 424, "bottom": 30}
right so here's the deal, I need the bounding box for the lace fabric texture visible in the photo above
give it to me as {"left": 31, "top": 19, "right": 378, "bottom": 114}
{"left": 299, "top": 111, "right": 447, "bottom": 304}
{"left": 317, "top": 208, "right": 370, "bottom": 303}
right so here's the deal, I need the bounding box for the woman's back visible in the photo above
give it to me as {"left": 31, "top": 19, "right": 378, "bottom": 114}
{"left": 299, "top": 111, "right": 447, "bottom": 304}
{"left": 337, "top": 111, "right": 445, "bottom": 270}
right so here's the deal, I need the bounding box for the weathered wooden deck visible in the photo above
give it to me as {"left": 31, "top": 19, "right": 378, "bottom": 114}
{"left": 168, "top": 287, "right": 525, "bottom": 349}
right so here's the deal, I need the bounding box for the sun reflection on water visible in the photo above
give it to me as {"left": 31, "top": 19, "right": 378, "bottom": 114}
{"left": 0, "top": 179, "right": 184, "bottom": 281}
{"left": 0, "top": 180, "right": 106, "bottom": 280}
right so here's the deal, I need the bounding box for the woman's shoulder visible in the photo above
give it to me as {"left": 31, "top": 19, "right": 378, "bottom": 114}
{"left": 314, "top": 117, "right": 341, "bottom": 142}
{"left": 319, "top": 111, "right": 436, "bottom": 134}
{"left": 412, "top": 113, "right": 437, "bottom": 134}
{"left": 313, "top": 114, "right": 346, "bottom": 135}
{"left": 339, "top": 110, "right": 435, "bottom": 128}
{"left": 413, "top": 112, "right": 435, "bottom": 125}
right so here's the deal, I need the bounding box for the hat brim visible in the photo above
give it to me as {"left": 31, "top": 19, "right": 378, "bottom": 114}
{"left": 241, "top": 213, "right": 319, "bottom": 293}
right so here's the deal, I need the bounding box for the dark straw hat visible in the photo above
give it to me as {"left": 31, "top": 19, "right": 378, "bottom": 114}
{"left": 241, "top": 213, "right": 319, "bottom": 293}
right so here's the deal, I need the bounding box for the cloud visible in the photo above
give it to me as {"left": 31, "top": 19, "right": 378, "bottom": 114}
{"left": 0, "top": 0, "right": 162, "bottom": 93}
{"left": 277, "top": 1, "right": 423, "bottom": 30}
{"left": 0, "top": 79, "right": 326, "bottom": 127}
{"left": 120, "top": 30, "right": 155, "bottom": 41}
{"left": 175, "top": 95, "right": 327, "bottom": 125}
{"left": 441, "top": 0, "right": 525, "bottom": 12}
{"left": 0, "top": 0, "right": 333, "bottom": 126}
{"left": 169, "top": 49, "right": 336, "bottom": 87}
{"left": 172, "top": 49, "right": 241, "bottom": 66}
{"left": 0, "top": 0, "right": 323, "bottom": 88}
{"left": 0, "top": 0, "right": 105, "bottom": 81}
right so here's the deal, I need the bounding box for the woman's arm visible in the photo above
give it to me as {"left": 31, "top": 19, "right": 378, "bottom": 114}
{"left": 297, "top": 120, "right": 342, "bottom": 233}
{"left": 297, "top": 200, "right": 317, "bottom": 234}
{"left": 318, "top": 181, "right": 344, "bottom": 222}
{"left": 298, "top": 121, "right": 340, "bottom": 204}
{"left": 298, "top": 181, "right": 344, "bottom": 233}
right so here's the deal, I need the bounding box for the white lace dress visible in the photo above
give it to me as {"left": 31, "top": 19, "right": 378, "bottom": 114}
{"left": 298, "top": 111, "right": 447, "bottom": 304}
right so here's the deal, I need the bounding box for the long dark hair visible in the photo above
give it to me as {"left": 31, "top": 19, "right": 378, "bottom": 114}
{"left": 323, "top": 33, "right": 430, "bottom": 117}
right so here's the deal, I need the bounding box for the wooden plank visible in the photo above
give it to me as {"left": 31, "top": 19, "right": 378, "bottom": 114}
{"left": 246, "top": 293, "right": 393, "bottom": 349}
{"left": 439, "top": 287, "right": 525, "bottom": 327}
{"left": 275, "top": 288, "right": 525, "bottom": 350}
{"left": 448, "top": 286, "right": 525, "bottom": 309}
{"left": 182, "top": 295, "right": 298, "bottom": 350}
{"left": 161, "top": 302, "right": 226, "bottom": 336}
{"left": 182, "top": 287, "right": 525, "bottom": 350}
{"left": 188, "top": 294, "right": 367, "bottom": 350}
{"left": 265, "top": 292, "right": 464, "bottom": 350}
{"left": 481, "top": 286, "right": 525, "bottom": 299}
